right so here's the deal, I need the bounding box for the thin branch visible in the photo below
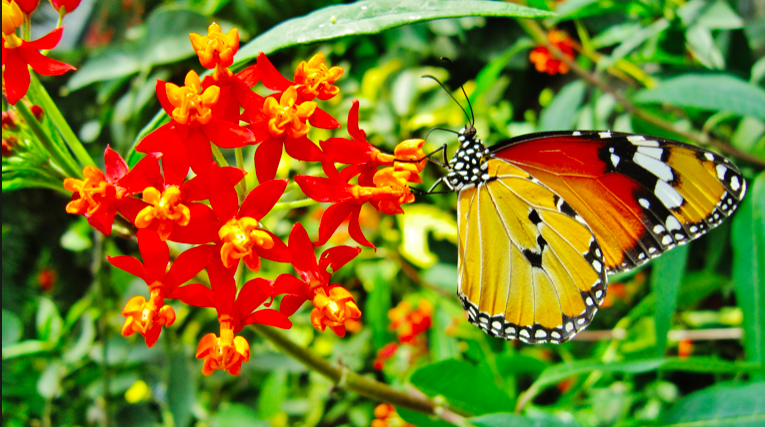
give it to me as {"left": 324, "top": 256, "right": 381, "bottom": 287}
{"left": 519, "top": 20, "right": 765, "bottom": 168}
{"left": 574, "top": 328, "right": 743, "bottom": 341}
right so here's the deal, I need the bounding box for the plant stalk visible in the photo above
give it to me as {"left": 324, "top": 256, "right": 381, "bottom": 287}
{"left": 93, "top": 232, "right": 111, "bottom": 427}
{"left": 15, "top": 101, "right": 82, "bottom": 178}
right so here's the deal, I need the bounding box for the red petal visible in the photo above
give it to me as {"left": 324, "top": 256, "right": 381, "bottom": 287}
{"left": 232, "top": 278, "right": 271, "bottom": 325}
{"left": 164, "top": 245, "right": 215, "bottom": 292}
{"left": 185, "top": 129, "right": 214, "bottom": 176}
{"left": 273, "top": 274, "right": 308, "bottom": 298}
{"left": 223, "top": 166, "right": 246, "bottom": 186}
{"left": 26, "top": 27, "right": 63, "bottom": 50}
{"left": 169, "top": 283, "right": 215, "bottom": 307}
{"left": 236, "top": 64, "right": 260, "bottom": 87}
{"left": 160, "top": 126, "right": 189, "bottom": 187}
{"left": 117, "top": 152, "right": 161, "bottom": 195}
{"left": 135, "top": 122, "right": 170, "bottom": 154}
{"left": 254, "top": 137, "right": 283, "bottom": 184}
{"left": 203, "top": 118, "right": 255, "bottom": 148}
{"left": 3, "top": 48, "right": 30, "bottom": 105}
{"left": 107, "top": 255, "right": 146, "bottom": 281}
{"left": 104, "top": 145, "right": 128, "bottom": 183}
{"left": 244, "top": 309, "right": 292, "bottom": 330}
{"left": 346, "top": 100, "right": 367, "bottom": 144}
{"left": 116, "top": 197, "right": 149, "bottom": 224}
{"left": 253, "top": 232, "right": 290, "bottom": 263}
{"left": 309, "top": 107, "right": 340, "bottom": 130}
{"left": 279, "top": 294, "right": 307, "bottom": 317}
{"left": 348, "top": 206, "right": 374, "bottom": 248}
{"left": 137, "top": 229, "right": 169, "bottom": 283}
{"left": 180, "top": 174, "right": 207, "bottom": 201}
{"left": 320, "top": 137, "right": 374, "bottom": 164}
{"left": 284, "top": 135, "right": 324, "bottom": 162}
{"left": 256, "top": 53, "right": 293, "bottom": 91}
{"left": 208, "top": 163, "right": 239, "bottom": 221}
{"left": 315, "top": 200, "right": 357, "bottom": 246}
{"left": 19, "top": 45, "right": 75, "bottom": 76}
{"left": 86, "top": 205, "right": 117, "bottom": 235}
{"left": 288, "top": 223, "right": 318, "bottom": 274}
{"left": 295, "top": 175, "right": 353, "bottom": 203}
{"left": 144, "top": 324, "right": 163, "bottom": 348}
{"left": 155, "top": 80, "right": 174, "bottom": 116}
{"left": 207, "top": 257, "right": 236, "bottom": 315}
{"left": 319, "top": 245, "right": 361, "bottom": 273}
{"left": 239, "top": 179, "right": 287, "bottom": 220}
{"left": 168, "top": 203, "right": 221, "bottom": 244}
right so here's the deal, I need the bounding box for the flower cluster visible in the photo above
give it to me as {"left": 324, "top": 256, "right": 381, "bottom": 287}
{"left": 372, "top": 404, "right": 416, "bottom": 427}
{"left": 2, "top": 0, "right": 77, "bottom": 105}
{"left": 58, "top": 23, "right": 429, "bottom": 376}
{"left": 529, "top": 30, "right": 576, "bottom": 75}
{"left": 374, "top": 299, "right": 433, "bottom": 370}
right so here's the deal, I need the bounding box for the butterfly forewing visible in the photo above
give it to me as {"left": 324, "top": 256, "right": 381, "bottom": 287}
{"left": 457, "top": 158, "right": 607, "bottom": 344}
{"left": 491, "top": 131, "right": 746, "bottom": 274}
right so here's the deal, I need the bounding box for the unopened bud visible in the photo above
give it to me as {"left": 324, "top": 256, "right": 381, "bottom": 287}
{"left": 31, "top": 105, "right": 44, "bottom": 121}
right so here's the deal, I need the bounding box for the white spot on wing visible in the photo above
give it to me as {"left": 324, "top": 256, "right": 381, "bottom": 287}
{"left": 639, "top": 198, "right": 650, "bottom": 209}
{"left": 637, "top": 146, "right": 664, "bottom": 159}
{"left": 716, "top": 164, "right": 728, "bottom": 180}
{"left": 592, "top": 260, "right": 602, "bottom": 272}
{"left": 572, "top": 131, "right": 581, "bottom": 136}
{"left": 704, "top": 152, "right": 715, "bottom": 161}
{"left": 611, "top": 154, "right": 621, "bottom": 168}
{"left": 634, "top": 152, "right": 673, "bottom": 181}
{"left": 655, "top": 180, "right": 684, "bottom": 209}
{"left": 599, "top": 131, "right": 612, "bottom": 138}
{"left": 731, "top": 176, "right": 740, "bottom": 192}
{"left": 627, "top": 135, "right": 646, "bottom": 143}
{"left": 653, "top": 224, "right": 666, "bottom": 234}
{"left": 535, "top": 329, "right": 547, "bottom": 339}
{"left": 662, "top": 235, "right": 673, "bottom": 245}
{"left": 666, "top": 216, "right": 682, "bottom": 231}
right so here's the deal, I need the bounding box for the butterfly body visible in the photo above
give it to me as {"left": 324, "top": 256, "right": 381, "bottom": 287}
{"left": 443, "top": 127, "right": 746, "bottom": 344}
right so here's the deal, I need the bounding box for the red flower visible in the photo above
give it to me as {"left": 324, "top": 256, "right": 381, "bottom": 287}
{"left": 15, "top": 0, "right": 40, "bottom": 14}
{"left": 50, "top": 0, "right": 81, "bottom": 15}
{"left": 2, "top": 26, "right": 76, "bottom": 105}
{"left": 64, "top": 146, "right": 160, "bottom": 235}
{"left": 296, "top": 167, "right": 417, "bottom": 248}
{"left": 245, "top": 52, "right": 340, "bottom": 183}
{"left": 373, "top": 342, "right": 399, "bottom": 370}
{"left": 529, "top": 30, "right": 576, "bottom": 75}
{"left": 389, "top": 300, "right": 433, "bottom": 344}
{"left": 273, "top": 223, "right": 360, "bottom": 323}
{"left": 108, "top": 229, "right": 214, "bottom": 347}
{"left": 171, "top": 257, "right": 292, "bottom": 375}
{"left": 169, "top": 163, "right": 290, "bottom": 272}
{"left": 137, "top": 71, "right": 254, "bottom": 176}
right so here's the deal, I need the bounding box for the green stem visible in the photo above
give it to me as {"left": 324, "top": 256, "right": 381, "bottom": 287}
{"left": 271, "top": 198, "right": 317, "bottom": 211}
{"left": 93, "top": 232, "right": 111, "bottom": 427}
{"left": 251, "top": 324, "right": 468, "bottom": 423}
{"left": 15, "top": 101, "right": 81, "bottom": 178}
{"left": 27, "top": 74, "right": 96, "bottom": 170}
{"left": 235, "top": 147, "right": 247, "bottom": 195}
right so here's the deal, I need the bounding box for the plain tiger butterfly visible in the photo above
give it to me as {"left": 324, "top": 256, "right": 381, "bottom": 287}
{"left": 421, "top": 78, "right": 747, "bottom": 344}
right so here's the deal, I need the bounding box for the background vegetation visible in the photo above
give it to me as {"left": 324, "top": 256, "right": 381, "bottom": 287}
{"left": 3, "top": 0, "right": 765, "bottom": 426}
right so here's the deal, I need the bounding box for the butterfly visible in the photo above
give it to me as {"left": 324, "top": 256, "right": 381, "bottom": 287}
{"left": 422, "top": 81, "right": 747, "bottom": 344}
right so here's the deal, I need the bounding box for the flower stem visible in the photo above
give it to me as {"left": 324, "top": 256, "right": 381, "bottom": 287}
{"left": 93, "top": 232, "right": 111, "bottom": 427}
{"left": 271, "top": 198, "right": 317, "bottom": 211}
{"left": 15, "top": 101, "right": 82, "bottom": 178}
{"left": 235, "top": 147, "right": 247, "bottom": 196}
{"left": 250, "top": 324, "right": 468, "bottom": 422}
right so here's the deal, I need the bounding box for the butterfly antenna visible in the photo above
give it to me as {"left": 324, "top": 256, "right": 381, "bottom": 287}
{"left": 438, "top": 57, "right": 475, "bottom": 127}
{"left": 422, "top": 74, "right": 472, "bottom": 126}
{"left": 425, "top": 126, "right": 459, "bottom": 141}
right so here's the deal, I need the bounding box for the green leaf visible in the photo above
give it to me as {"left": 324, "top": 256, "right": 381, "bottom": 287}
{"left": 168, "top": 348, "right": 196, "bottom": 427}
{"left": 2, "top": 310, "right": 23, "bottom": 348}
{"left": 732, "top": 172, "right": 765, "bottom": 368}
{"left": 651, "top": 244, "right": 690, "bottom": 356}
{"left": 551, "top": 0, "right": 601, "bottom": 23}
{"left": 522, "top": 358, "right": 763, "bottom": 404}
{"left": 36, "top": 298, "right": 63, "bottom": 345}
{"left": 1, "top": 340, "right": 55, "bottom": 359}
{"left": 660, "top": 382, "right": 765, "bottom": 426}
{"left": 210, "top": 403, "right": 267, "bottom": 427}
{"left": 472, "top": 412, "right": 580, "bottom": 427}
{"left": 633, "top": 75, "right": 765, "bottom": 122}
{"left": 357, "top": 260, "right": 397, "bottom": 348}
{"left": 257, "top": 370, "right": 288, "bottom": 419}
{"left": 598, "top": 18, "right": 670, "bottom": 70}
{"left": 62, "top": 313, "right": 95, "bottom": 365}
{"left": 398, "top": 408, "right": 456, "bottom": 427}
{"left": 538, "top": 80, "right": 586, "bottom": 131}
{"left": 37, "top": 361, "right": 65, "bottom": 399}
{"left": 234, "top": 0, "right": 553, "bottom": 66}
{"left": 410, "top": 359, "right": 515, "bottom": 415}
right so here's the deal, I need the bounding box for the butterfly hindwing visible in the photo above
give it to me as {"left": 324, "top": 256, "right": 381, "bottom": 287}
{"left": 491, "top": 131, "right": 746, "bottom": 274}
{"left": 457, "top": 159, "right": 607, "bottom": 344}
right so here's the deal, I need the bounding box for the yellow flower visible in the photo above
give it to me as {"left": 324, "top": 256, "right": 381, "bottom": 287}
{"left": 165, "top": 70, "right": 220, "bottom": 125}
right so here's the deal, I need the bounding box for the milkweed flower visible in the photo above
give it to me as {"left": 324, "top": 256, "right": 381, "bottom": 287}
{"left": 107, "top": 229, "right": 215, "bottom": 347}
{"left": 273, "top": 223, "right": 361, "bottom": 336}
{"left": 372, "top": 405, "right": 415, "bottom": 427}
{"left": 50, "top": 0, "right": 81, "bottom": 15}
{"left": 137, "top": 71, "right": 255, "bottom": 176}
{"left": 296, "top": 166, "right": 417, "bottom": 248}
{"left": 14, "top": 0, "right": 40, "bottom": 14}
{"left": 389, "top": 299, "right": 433, "bottom": 344}
{"left": 529, "top": 30, "right": 576, "bottom": 75}
{"left": 171, "top": 258, "right": 292, "bottom": 375}
{"left": 190, "top": 23, "right": 239, "bottom": 81}
{"left": 246, "top": 52, "right": 341, "bottom": 183}
{"left": 64, "top": 147, "right": 160, "bottom": 235}
{"left": 2, "top": 1, "right": 76, "bottom": 105}
{"left": 169, "top": 163, "right": 290, "bottom": 272}
{"left": 293, "top": 52, "right": 343, "bottom": 101}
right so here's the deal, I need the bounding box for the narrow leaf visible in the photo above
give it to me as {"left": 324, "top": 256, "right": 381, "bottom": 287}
{"left": 538, "top": 80, "right": 586, "bottom": 131}
{"left": 651, "top": 244, "right": 690, "bottom": 356}
{"left": 660, "top": 382, "right": 765, "bottom": 426}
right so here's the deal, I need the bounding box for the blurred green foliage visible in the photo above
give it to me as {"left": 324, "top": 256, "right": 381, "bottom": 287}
{"left": 3, "top": 0, "right": 765, "bottom": 426}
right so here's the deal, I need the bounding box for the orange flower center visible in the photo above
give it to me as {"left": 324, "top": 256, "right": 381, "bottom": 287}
{"left": 121, "top": 286, "right": 176, "bottom": 337}
{"left": 2, "top": 1, "right": 23, "bottom": 39}
{"left": 134, "top": 186, "right": 191, "bottom": 240}
{"left": 63, "top": 166, "right": 123, "bottom": 216}
{"left": 218, "top": 217, "right": 274, "bottom": 268}
{"left": 165, "top": 70, "right": 220, "bottom": 126}
{"left": 197, "top": 316, "right": 250, "bottom": 375}
{"left": 311, "top": 287, "right": 361, "bottom": 329}
{"left": 349, "top": 167, "right": 415, "bottom": 214}
{"left": 190, "top": 23, "right": 239, "bottom": 80}
{"left": 294, "top": 52, "right": 343, "bottom": 100}
{"left": 262, "top": 86, "right": 316, "bottom": 138}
